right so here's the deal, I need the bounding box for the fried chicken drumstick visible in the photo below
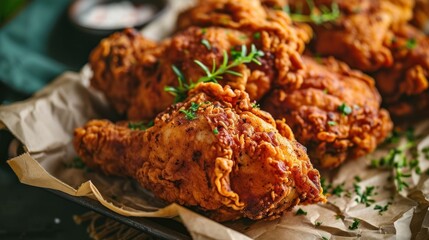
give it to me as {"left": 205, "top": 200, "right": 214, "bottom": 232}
{"left": 262, "top": 56, "right": 393, "bottom": 168}
{"left": 74, "top": 83, "right": 326, "bottom": 222}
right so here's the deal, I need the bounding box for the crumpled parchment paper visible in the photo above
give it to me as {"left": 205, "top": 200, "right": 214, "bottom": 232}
{"left": 1, "top": 0, "right": 429, "bottom": 238}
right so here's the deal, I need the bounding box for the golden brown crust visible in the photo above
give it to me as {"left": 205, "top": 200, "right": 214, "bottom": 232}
{"left": 375, "top": 24, "right": 429, "bottom": 117}
{"left": 262, "top": 56, "right": 393, "bottom": 168}
{"left": 288, "top": 0, "right": 414, "bottom": 71}
{"left": 89, "top": 29, "right": 161, "bottom": 115}
{"left": 74, "top": 83, "right": 326, "bottom": 221}
{"left": 412, "top": 0, "right": 429, "bottom": 31}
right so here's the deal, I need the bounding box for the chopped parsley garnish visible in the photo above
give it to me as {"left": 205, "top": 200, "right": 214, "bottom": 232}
{"left": 284, "top": 0, "right": 340, "bottom": 25}
{"left": 165, "top": 44, "right": 264, "bottom": 103}
{"left": 321, "top": 237, "right": 328, "bottom": 240}
{"left": 348, "top": 219, "right": 360, "bottom": 230}
{"left": 315, "top": 221, "right": 322, "bottom": 227}
{"left": 201, "top": 39, "right": 211, "bottom": 50}
{"left": 423, "top": 146, "right": 429, "bottom": 160}
{"left": 338, "top": 103, "right": 352, "bottom": 115}
{"left": 180, "top": 102, "right": 200, "bottom": 120}
{"left": 213, "top": 127, "right": 219, "bottom": 135}
{"left": 253, "top": 32, "right": 261, "bottom": 39}
{"left": 296, "top": 208, "right": 307, "bottom": 216}
{"left": 354, "top": 184, "right": 375, "bottom": 207}
{"left": 370, "top": 127, "right": 424, "bottom": 191}
{"left": 354, "top": 176, "right": 361, "bottom": 182}
{"left": 128, "top": 120, "right": 154, "bottom": 130}
{"left": 251, "top": 102, "right": 260, "bottom": 109}
{"left": 328, "top": 121, "right": 337, "bottom": 126}
{"left": 374, "top": 203, "right": 390, "bottom": 215}
{"left": 331, "top": 182, "right": 345, "bottom": 197}
{"left": 321, "top": 177, "right": 332, "bottom": 194}
{"left": 201, "top": 28, "right": 207, "bottom": 34}
{"left": 405, "top": 38, "right": 417, "bottom": 50}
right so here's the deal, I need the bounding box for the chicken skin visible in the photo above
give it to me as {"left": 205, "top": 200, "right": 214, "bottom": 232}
{"left": 375, "top": 24, "right": 429, "bottom": 117}
{"left": 74, "top": 83, "right": 326, "bottom": 222}
{"left": 412, "top": 0, "right": 429, "bottom": 31}
{"left": 262, "top": 56, "right": 393, "bottom": 168}
{"left": 286, "top": 0, "right": 414, "bottom": 72}
{"left": 89, "top": 22, "right": 307, "bottom": 121}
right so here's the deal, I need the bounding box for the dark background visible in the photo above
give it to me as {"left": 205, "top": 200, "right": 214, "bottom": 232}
{"left": 0, "top": 0, "right": 103, "bottom": 239}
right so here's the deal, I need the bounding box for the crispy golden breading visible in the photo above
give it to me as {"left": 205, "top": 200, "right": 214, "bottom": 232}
{"left": 176, "top": 0, "right": 312, "bottom": 85}
{"left": 262, "top": 57, "right": 393, "bottom": 168}
{"left": 375, "top": 24, "right": 429, "bottom": 117}
{"left": 89, "top": 29, "right": 161, "bottom": 115}
{"left": 287, "top": 0, "right": 414, "bottom": 71}
{"left": 412, "top": 0, "right": 429, "bottom": 31}
{"left": 89, "top": 24, "right": 309, "bottom": 120}
{"left": 74, "top": 83, "right": 326, "bottom": 222}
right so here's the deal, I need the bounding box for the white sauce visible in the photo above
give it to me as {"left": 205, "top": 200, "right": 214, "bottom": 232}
{"left": 78, "top": 2, "right": 156, "bottom": 29}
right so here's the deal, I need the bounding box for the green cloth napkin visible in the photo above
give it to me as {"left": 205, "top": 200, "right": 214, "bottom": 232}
{"left": 0, "top": 0, "right": 70, "bottom": 102}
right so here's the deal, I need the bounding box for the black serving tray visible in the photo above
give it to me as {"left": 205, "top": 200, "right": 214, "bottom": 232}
{"left": 48, "top": 189, "right": 192, "bottom": 240}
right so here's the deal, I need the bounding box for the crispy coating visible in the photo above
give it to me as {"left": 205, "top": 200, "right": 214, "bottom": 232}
{"left": 287, "top": 0, "right": 414, "bottom": 71}
{"left": 89, "top": 29, "right": 162, "bottom": 115}
{"left": 375, "top": 24, "right": 429, "bottom": 117}
{"left": 74, "top": 83, "right": 326, "bottom": 221}
{"left": 262, "top": 57, "right": 393, "bottom": 168}
{"left": 177, "top": 0, "right": 312, "bottom": 86}
{"left": 412, "top": 0, "right": 429, "bottom": 31}
{"left": 89, "top": 25, "right": 307, "bottom": 120}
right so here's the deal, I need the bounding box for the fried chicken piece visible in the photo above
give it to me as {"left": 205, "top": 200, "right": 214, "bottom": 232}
{"left": 262, "top": 56, "right": 393, "bottom": 168}
{"left": 412, "top": 0, "right": 429, "bottom": 32}
{"left": 176, "top": 0, "right": 312, "bottom": 84}
{"left": 375, "top": 24, "right": 429, "bottom": 117}
{"left": 90, "top": 23, "right": 307, "bottom": 120}
{"left": 89, "top": 29, "right": 160, "bottom": 115}
{"left": 287, "top": 0, "right": 414, "bottom": 71}
{"left": 74, "top": 83, "right": 326, "bottom": 221}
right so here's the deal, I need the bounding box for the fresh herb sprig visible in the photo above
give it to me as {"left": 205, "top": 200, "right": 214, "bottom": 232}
{"left": 284, "top": 0, "right": 340, "bottom": 25}
{"left": 165, "top": 44, "right": 264, "bottom": 103}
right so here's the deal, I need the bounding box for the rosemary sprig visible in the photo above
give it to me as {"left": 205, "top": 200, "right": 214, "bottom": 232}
{"left": 284, "top": 0, "right": 340, "bottom": 25}
{"left": 165, "top": 44, "right": 264, "bottom": 103}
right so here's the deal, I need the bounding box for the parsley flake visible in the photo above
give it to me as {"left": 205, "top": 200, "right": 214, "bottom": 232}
{"left": 180, "top": 102, "right": 200, "bottom": 120}
{"left": 405, "top": 38, "right": 417, "bottom": 50}
{"left": 374, "top": 203, "right": 390, "bottom": 215}
{"left": 213, "top": 127, "right": 219, "bottom": 135}
{"left": 354, "top": 184, "right": 375, "bottom": 207}
{"left": 253, "top": 32, "right": 261, "bottom": 39}
{"left": 296, "top": 208, "right": 307, "bottom": 216}
{"left": 251, "top": 102, "right": 260, "bottom": 109}
{"left": 338, "top": 103, "right": 352, "bottom": 115}
{"left": 348, "top": 219, "right": 360, "bottom": 230}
